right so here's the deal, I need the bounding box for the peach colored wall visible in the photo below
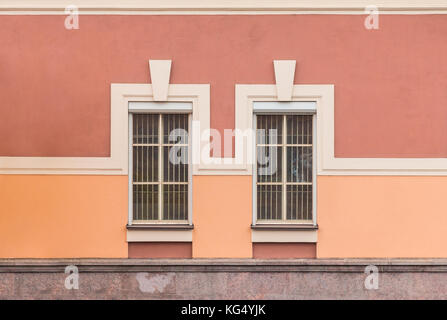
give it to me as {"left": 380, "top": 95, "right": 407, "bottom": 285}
{"left": 1, "top": 15, "right": 447, "bottom": 157}
{"left": 317, "top": 176, "right": 447, "bottom": 258}
{"left": 192, "top": 175, "right": 252, "bottom": 258}
{"left": 0, "top": 175, "right": 127, "bottom": 258}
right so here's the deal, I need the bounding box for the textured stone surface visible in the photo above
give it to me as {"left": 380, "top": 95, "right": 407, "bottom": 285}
{"left": 0, "top": 259, "right": 447, "bottom": 299}
{"left": 0, "top": 271, "right": 446, "bottom": 299}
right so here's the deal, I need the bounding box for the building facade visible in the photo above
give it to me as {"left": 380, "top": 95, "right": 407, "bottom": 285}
{"left": 1, "top": 0, "right": 447, "bottom": 299}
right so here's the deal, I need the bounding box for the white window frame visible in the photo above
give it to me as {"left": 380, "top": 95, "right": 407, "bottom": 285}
{"left": 252, "top": 102, "right": 317, "bottom": 226}
{"left": 112, "top": 83, "right": 208, "bottom": 242}
{"left": 128, "top": 103, "right": 193, "bottom": 226}
{"left": 235, "top": 84, "right": 327, "bottom": 243}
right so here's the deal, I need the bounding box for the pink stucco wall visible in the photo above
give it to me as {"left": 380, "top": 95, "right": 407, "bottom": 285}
{"left": 1, "top": 15, "right": 447, "bottom": 157}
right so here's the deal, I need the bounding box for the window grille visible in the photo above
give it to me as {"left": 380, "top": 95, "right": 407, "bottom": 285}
{"left": 256, "top": 114, "right": 314, "bottom": 223}
{"left": 131, "top": 113, "right": 189, "bottom": 223}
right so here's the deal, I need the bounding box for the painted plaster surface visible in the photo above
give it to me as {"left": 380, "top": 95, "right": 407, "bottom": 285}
{"left": 1, "top": 15, "right": 446, "bottom": 157}
{"left": 0, "top": 175, "right": 128, "bottom": 258}
{"left": 317, "top": 176, "right": 447, "bottom": 258}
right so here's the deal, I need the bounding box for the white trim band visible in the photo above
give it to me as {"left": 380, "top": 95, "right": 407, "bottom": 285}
{"left": 2, "top": 0, "right": 447, "bottom": 14}
{"left": 252, "top": 229, "right": 317, "bottom": 243}
{"left": 253, "top": 101, "right": 316, "bottom": 113}
{"left": 128, "top": 101, "right": 192, "bottom": 113}
{"left": 127, "top": 229, "right": 192, "bottom": 242}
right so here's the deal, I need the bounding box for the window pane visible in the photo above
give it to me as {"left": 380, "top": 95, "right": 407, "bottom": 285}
{"left": 133, "top": 146, "right": 158, "bottom": 182}
{"left": 161, "top": 114, "right": 189, "bottom": 221}
{"left": 257, "top": 146, "right": 282, "bottom": 183}
{"left": 257, "top": 184, "right": 282, "bottom": 220}
{"left": 286, "top": 184, "right": 312, "bottom": 221}
{"left": 133, "top": 114, "right": 158, "bottom": 144}
{"left": 132, "top": 112, "right": 189, "bottom": 222}
{"left": 163, "top": 146, "right": 188, "bottom": 182}
{"left": 132, "top": 113, "right": 160, "bottom": 221}
{"left": 286, "top": 115, "right": 312, "bottom": 145}
{"left": 256, "top": 115, "right": 283, "bottom": 144}
{"left": 163, "top": 114, "right": 189, "bottom": 144}
{"left": 163, "top": 184, "right": 188, "bottom": 220}
{"left": 255, "top": 113, "right": 314, "bottom": 224}
{"left": 286, "top": 146, "right": 312, "bottom": 183}
{"left": 133, "top": 184, "right": 158, "bottom": 221}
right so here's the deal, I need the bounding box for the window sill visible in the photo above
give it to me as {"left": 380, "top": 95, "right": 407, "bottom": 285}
{"left": 251, "top": 224, "right": 318, "bottom": 243}
{"left": 126, "top": 224, "right": 193, "bottom": 242}
{"left": 251, "top": 224, "right": 318, "bottom": 231}
{"left": 127, "top": 224, "right": 193, "bottom": 230}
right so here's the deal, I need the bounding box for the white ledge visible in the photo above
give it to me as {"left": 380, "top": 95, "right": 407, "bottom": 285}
{"left": 252, "top": 229, "right": 317, "bottom": 243}
{"left": 1, "top": 1, "right": 447, "bottom": 14}
{"left": 127, "top": 229, "right": 192, "bottom": 242}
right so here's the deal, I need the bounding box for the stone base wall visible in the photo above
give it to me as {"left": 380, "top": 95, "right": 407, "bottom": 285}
{"left": 0, "top": 259, "right": 446, "bottom": 299}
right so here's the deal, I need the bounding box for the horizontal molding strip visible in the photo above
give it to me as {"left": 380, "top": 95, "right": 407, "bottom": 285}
{"left": 1, "top": 0, "right": 447, "bottom": 14}
{"left": 3, "top": 259, "right": 447, "bottom": 273}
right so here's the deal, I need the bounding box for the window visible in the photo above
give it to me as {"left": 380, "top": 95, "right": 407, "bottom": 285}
{"left": 130, "top": 112, "right": 190, "bottom": 224}
{"left": 254, "top": 111, "right": 315, "bottom": 224}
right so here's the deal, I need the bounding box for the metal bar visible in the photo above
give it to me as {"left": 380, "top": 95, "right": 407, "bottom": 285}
{"left": 188, "top": 113, "right": 192, "bottom": 225}
{"left": 282, "top": 115, "right": 286, "bottom": 221}
{"left": 312, "top": 114, "right": 316, "bottom": 225}
{"left": 306, "top": 116, "right": 309, "bottom": 220}
{"left": 177, "top": 116, "right": 180, "bottom": 220}
{"left": 128, "top": 113, "right": 133, "bottom": 225}
{"left": 258, "top": 182, "right": 312, "bottom": 185}
{"left": 136, "top": 116, "right": 140, "bottom": 220}
{"left": 145, "top": 115, "right": 148, "bottom": 220}
{"left": 300, "top": 116, "right": 304, "bottom": 220}
{"left": 151, "top": 115, "right": 155, "bottom": 219}
{"left": 133, "top": 182, "right": 188, "bottom": 185}
{"left": 256, "top": 144, "right": 312, "bottom": 147}
{"left": 158, "top": 114, "right": 163, "bottom": 221}
{"left": 252, "top": 113, "right": 257, "bottom": 225}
